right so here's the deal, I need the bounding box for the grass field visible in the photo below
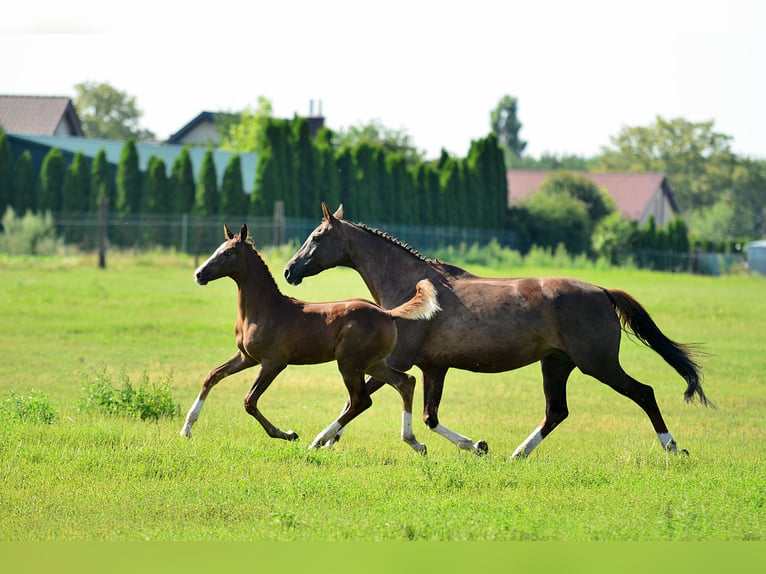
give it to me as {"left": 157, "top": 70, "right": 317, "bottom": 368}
{"left": 1, "top": 249, "right": 764, "bottom": 542}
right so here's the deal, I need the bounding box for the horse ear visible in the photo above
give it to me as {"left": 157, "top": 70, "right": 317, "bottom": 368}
{"left": 334, "top": 204, "right": 344, "bottom": 220}
{"left": 322, "top": 202, "right": 335, "bottom": 223}
{"left": 224, "top": 224, "right": 234, "bottom": 240}
{"left": 240, "top": 223, "right": 248, "bottom": 241}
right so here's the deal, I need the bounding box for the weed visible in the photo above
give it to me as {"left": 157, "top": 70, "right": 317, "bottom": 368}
{"left": 76, "top": 368, "right": 180, "bottom": 421}
{"left": 0, "top": 389, "right": 56, "bottom": 424}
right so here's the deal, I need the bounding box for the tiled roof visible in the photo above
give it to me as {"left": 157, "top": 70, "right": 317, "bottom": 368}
{"left": 507, "top": 169, "right": 673, "bottom": 221}
{"left": 0, "top": 95, "right": 84, "bottom": 136}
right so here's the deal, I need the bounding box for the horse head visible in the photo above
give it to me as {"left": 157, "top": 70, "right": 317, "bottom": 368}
{"left": 195, "top": 223, "right": 249, "bottom": 285}
{"left": 284, "top": 203, "right": 349, "bottom": 285}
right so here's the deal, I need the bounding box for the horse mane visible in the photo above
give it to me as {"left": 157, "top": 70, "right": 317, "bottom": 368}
{"left": 350, "top": 220, "right": 472, "bottom": 277}
{"left": 352, "top": 221, "right": 434, "bottom": 264}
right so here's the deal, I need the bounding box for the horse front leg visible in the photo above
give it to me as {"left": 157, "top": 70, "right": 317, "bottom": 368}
{"left": 422, "top": 366, "right": 489, "bottom": 455}
{"left": 181, "top": 351, "right": 257, "bottom": 437}
{"left": 243, "top": 361, "right": 296, "bottom": 441}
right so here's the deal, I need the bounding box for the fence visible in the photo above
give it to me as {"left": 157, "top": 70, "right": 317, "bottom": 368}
{"left": 50, "top": 210, "right": 524, "bottom": 259}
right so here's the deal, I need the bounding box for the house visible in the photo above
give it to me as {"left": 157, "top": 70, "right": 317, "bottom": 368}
{"left": 7, "top": 134, "right": 258, "bottom": 193}
{"left": 168, "top": 103, "right": 326, "bottom": 146}
{"left": 0, "top": 95, "right": 84, "bottom": 137}
{"left": 506, "top": 170, "right": 682, "bottom": 227}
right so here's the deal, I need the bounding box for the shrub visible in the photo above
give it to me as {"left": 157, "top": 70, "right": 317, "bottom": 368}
{"left": 77, "top": 368, "right": 180, "bottom": 421}
{"left": 1, "top": 390, "right": 56, "bottom": 424}
{"left": 0, "top": 207, "right": 63, "bottom": 255}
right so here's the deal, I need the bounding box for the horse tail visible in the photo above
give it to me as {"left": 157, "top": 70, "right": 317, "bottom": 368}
{"left": 604, "top": 288, "right": 711, "bottom": 407}
{"left": 388, "top": 279, "right": 440, "bottom": 321}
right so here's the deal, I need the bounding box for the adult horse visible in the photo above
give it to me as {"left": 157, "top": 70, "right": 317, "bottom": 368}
{"left": 181, "top": 223, "right": 440, "bottom": 452}
{"left": 284, "top": 204, "right": 710, "bottom": 458}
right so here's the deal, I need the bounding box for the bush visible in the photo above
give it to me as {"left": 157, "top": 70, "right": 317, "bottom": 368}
{"left": 77, "top": 368, "right": 180, "bottom": 421}
{"left": 0, "top": 207, "right": 63, "bottom": 255}
{"left": 1, "top": 390, "right": 56, "bottom": 424}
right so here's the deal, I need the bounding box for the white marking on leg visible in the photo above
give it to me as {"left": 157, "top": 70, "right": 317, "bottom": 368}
{"left": 180, "top": 396, "right": 205, "bottom": 436}
{"left": 511, "top": 426, "right": 543, "bottom": 458}
{"left": 310, "top": 420, "right": 343, "bottom": 449}
{"left": 430, "top": 423, "right": 478, "bottom": 451}
{"left": 657, "top": 432, "right": 677, "bottom": 451}
{"left": 402, "top": 411, "right": 426, "bottom": 453}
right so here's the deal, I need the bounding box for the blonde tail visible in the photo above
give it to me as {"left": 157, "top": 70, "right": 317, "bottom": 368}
{"left": 388, "top": 279, "right": 440, "bottom": 321}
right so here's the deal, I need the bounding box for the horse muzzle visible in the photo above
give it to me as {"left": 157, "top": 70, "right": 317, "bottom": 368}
{"left": 283, "top": 265, "right": 302, "bottom": 285}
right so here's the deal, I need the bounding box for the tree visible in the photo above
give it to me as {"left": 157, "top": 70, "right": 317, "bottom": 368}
{"left": 38, "top": 148, "right": 66, "bottom": 213}
{"left": 292, "top": 117, "right": 318, "bottom": 218}
{"left": 171, "top": 147, "right": 195, "bottom": 214}
{"left": 314, "top": 128, "right": 340, "bottom": 211}
{"left": 90, "top": 148, "right": 114, "bottom": 212}
{"left": 62, "top": 151, "right": 90, "bottom": 212}
{"left": 0, "top": 128, "right": 13, "bottom": 212}
{"left": 116, "top": 140, "right": 142, "bottom": 215}
{"left": 143, "top": 156, "right": 169, "bottom": 214}
{"left": 490, "top": 94, "right": 527, "bottom": 159}
{"left": 74, "top": 81, "right": 155, "bottom": 141}
{"left": 594, "top": 116, "right": 733, "bottom": 211}
{"left": 220, "top": 154, "right": 247, "bottom": 216}
{"left": 194, "top": 150, "right": 218, "bottom": 216}
{"left": 537, "top": 171, "right": 614, "bottom": 225}
{"left": 219, "top": 96, "right": 273, "bottom": 153}
{"left": 519, "top": 189, "right": 591, "bottom": 255}
{"left": 13, "top": 151, "right": 36, "bottom": 214}
{"left": 336, "top": 119, "right": 424, "bottom": 163}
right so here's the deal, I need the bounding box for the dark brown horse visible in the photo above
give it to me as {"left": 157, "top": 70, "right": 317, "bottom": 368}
{"left": 181, "top": 223, "right": 440, "bottom": 451}
{"left": 284, "top": 204, "right": 710, "bottom": 458}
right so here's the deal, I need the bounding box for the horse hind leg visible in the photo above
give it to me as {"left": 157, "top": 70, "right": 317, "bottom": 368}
{"left": 512, "top": 351, "right": 575, "bottom": 459}
{"left": 366, "top": 361, "right": 426, "bottom": 454}
{"left": 327, "top": 376, "right": 386, "bottom": 446}
{"left": 422, "top": 367, "right": 489, "bottom": 455}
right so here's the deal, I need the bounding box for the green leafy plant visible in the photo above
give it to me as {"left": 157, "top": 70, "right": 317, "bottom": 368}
{"left": 76, "top": 368, "right": 180, "bottom": 421}
{"left": 1, "top": 390, "right": 56, "bottom": 424}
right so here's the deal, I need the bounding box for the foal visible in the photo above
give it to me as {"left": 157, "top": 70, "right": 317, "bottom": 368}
{"left": 180, "top": 223, "right": 439, "bottom": 452}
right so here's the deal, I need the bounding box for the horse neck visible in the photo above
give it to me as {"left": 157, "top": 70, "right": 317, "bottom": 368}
{"left": 234, "top": 248, "right": 285, "bottom": 318}
{"left": 344, "top": 224, "right": 430, "bottom": 307}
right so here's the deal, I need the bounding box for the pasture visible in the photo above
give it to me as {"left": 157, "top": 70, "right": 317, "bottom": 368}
{"left": 0, "top": 249, "right": 764, "bottom": 542}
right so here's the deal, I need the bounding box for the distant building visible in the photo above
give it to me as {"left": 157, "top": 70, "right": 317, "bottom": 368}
{"left": 168, "top": 103, "right": 326, "bottom": 147}
{"left": 506, "top": 170, "right": 682, "bottom": 227}
{"left": 0, "top": 95, "right": 84, "bottom": 137}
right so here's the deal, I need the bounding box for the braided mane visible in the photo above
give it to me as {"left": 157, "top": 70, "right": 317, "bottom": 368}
{"left": 353, "top": 221, "right": 434, "bottom": 263}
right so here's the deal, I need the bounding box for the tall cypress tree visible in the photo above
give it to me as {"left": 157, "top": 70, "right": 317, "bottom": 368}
{"left": 314, "top": 128, "right": 339, "bottom": 211}
{"left": 38, "top": 148, "right": 66, "bottom": 213}
{"left": 220, "top": 154, "right": 247, "bottom": 216}
{"left": 0, "top": 128, "right": 13, "bottom": 212}
{"left": 62, "top": 151, "right": 90, "bottom": 213}
{"left": 144, "top": 156, "right": 169, "bottom": 214}
{"left": 194, "top": 150, "right": 218, "bottom": 216}
{"left": 171, "top": 146, "right": 195, "bottom": 214}
{"left": 292, "top": 117, "right": 318, "bottom": 218}
{"left": 252, "top": 146, "right": 279, "bottom": 216}
{"left": 116, "top": 139, "right": 142, "bottom": 215}
{"left": 334, "top": 146, "right": 355, "bottom": 215}
{"left": 13, "top": 151, "right": 36, "bottom": 214}
{"left": 90, "top": 148, "right": 114, "bottom": 213}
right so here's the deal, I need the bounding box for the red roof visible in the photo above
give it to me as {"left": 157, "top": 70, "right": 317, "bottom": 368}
{"left": 0, "top": 95, "right": 84, "bottom": 136}
{"left": 506, "top": 170, "right": 672, "bottom": 221}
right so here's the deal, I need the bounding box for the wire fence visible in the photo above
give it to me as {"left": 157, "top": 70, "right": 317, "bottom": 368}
{"left": 48, "top": 211, "right": 747, "bottom": 275}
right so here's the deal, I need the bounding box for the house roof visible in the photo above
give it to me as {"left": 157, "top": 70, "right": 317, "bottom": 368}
{"left": 167, "top": 111, "right": 217, "bottom": 144}
{"left": 506, "top": 170, "right": 679, "bottom": 221}
{"left": 0, "top": 95, "right": 84, "bottom": 136}
{"left": 9, "top": 134, "right": 258, "bottom": 192}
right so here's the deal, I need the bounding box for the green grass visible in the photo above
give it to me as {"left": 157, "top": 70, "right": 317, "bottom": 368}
{"left": 0, "top": 250, "right": 764, "bottom": 541}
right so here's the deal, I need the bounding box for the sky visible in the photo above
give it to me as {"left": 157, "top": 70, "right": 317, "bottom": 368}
{"left": 3, "top": 0, "right": 765, "bottom": 161}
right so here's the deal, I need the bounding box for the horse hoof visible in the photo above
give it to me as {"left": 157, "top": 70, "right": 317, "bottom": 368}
{"left": 680, "top": 448, "right": 689, "bottom": 456}
{"left": 474, "top": 440, "right": 489, "bottom": 455}
{"left": 285, "top": 430, "right": 299, "bottom": 441}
